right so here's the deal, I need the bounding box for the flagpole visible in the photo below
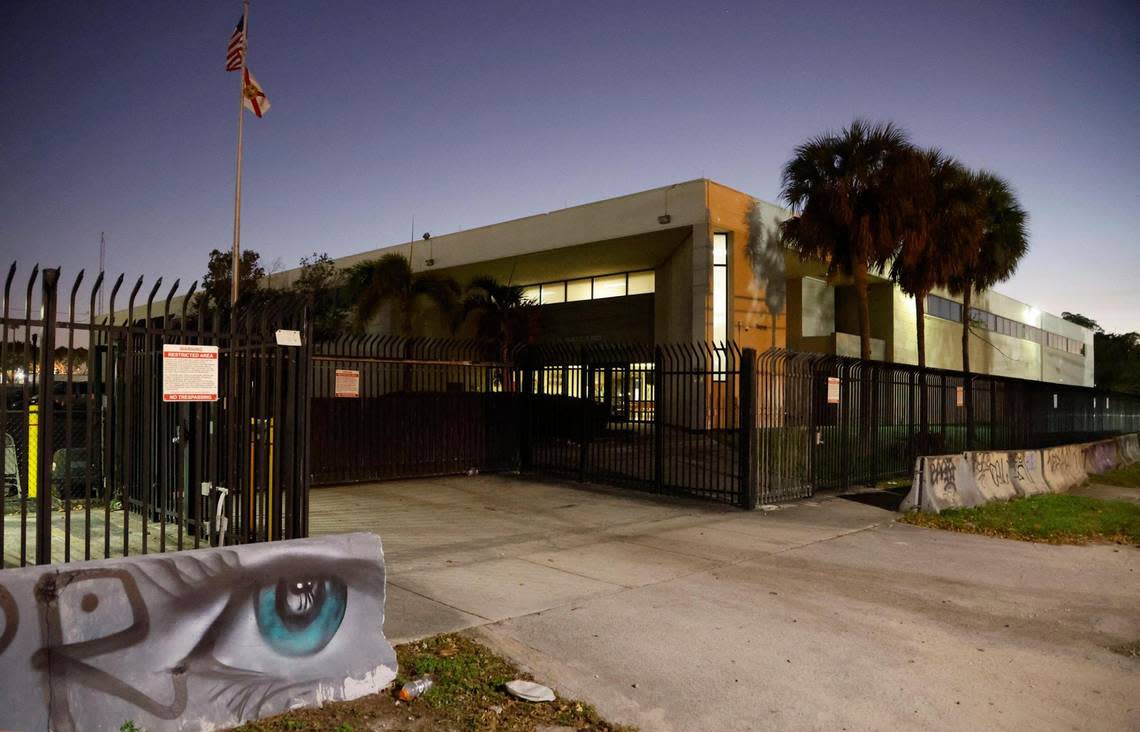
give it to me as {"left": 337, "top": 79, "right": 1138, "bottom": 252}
{"left": 230, "top": 0, "right": 250, "bottom": 307}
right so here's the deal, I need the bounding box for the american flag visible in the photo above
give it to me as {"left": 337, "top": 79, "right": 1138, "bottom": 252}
{"left": 225, "top": 16, "right": 245, "bottom": 72}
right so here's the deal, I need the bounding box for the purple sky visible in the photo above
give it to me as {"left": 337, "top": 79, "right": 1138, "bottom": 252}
{"left": 2, "top": 1, "right": 1137, "bottom": 331}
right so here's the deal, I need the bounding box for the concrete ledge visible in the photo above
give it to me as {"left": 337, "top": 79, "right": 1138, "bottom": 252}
{"left": 1043, "top": 444, "right": 1088, "bottom": 493}
{"left": 1009, "top": 450, "right": 1049, "bottom": 497}
{"left": 966, "top": 451, "right": 1020, "bottom": 502}
{"left": 1082, "top": 439, "right": 1121, "bottom": 475}
{"left": 0, "top": 533, "right": 396, "bottom": 732}
{"left": 1113, "top": 433, "right": 1138, "bottom": 466}
{"left": 901, "top": 433, "right": 1138, "bottom": 513}
{"left": 900, "top": 454, "right": 985, "bottom": 513}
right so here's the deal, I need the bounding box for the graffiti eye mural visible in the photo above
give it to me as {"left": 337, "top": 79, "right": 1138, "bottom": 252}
{"left": 0, "top": 534, "right": 397, "bottom": 732}
{"left": 254, "top": 577, "right": 347, "bottom": 656}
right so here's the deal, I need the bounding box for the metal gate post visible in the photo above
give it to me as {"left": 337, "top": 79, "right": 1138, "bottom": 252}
{"left": 739, "top": 348, "right": 757, "bottom": 509}
{"left": 579, "top": 355, "right": 590, "bottom": 482}
{"left": 35, "top": 268, "right": 59, "bottom": 564}
{"left": 519, "top": 346, "right": 534, "bottom": 471}
{"left": 839, "top": 362, "right": 850, "bottom": 492}
{"left": 653, "top": 347, "right": 664, "bottom": 492}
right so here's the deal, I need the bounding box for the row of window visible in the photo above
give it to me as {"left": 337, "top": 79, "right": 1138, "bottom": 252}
{"left": 926, "top": 295, "right": 1085, "bottom": 355}
{"left": 520, "top": 270, "right": 654, "bottom": 305}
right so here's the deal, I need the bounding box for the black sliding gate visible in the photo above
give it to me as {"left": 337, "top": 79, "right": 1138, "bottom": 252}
{"left": 521, "top": 342, "right": 755, "bottom": 506}
{"left": 1, "top": 262, "right": 311, "bottom": 568}
{"left": 309, "top": 338, "right": 757, "bottom": 508}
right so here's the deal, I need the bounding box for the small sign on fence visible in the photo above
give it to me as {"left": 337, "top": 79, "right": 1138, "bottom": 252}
{"left": 162, "top": 344, "right": 219, "bottom": 402}
{"left": 826, "top": 376, "right": 840, "bottom": 405}
{"left": 275, "top": 329, "right": 302, "bottom": 347}
{"left": 956, "top": 386, "right": 964, "bottom": 407}
{"left": 335, "top": 369, "right": 360, "bottom": 398}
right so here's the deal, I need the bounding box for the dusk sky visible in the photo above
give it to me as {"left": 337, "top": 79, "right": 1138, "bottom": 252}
{"left": 1, "top": 1, "right": 1137, "bottom": 331}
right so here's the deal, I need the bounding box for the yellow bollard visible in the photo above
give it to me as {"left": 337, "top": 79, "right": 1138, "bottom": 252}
{"left": 27, "top": 403, "right": 38, "bottom": 499}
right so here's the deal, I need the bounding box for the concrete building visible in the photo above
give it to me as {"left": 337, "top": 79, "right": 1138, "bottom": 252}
{"left": 275, "top": 179, "right": 1094, "bottom": 387}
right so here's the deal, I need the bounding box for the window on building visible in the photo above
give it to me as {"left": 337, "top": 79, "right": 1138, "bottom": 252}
{"left": 713, "top": 233, "right": 728, "bottom": 344}
{"left": 517, "top": 270, "right": 654, "bottom": 305}
{"left": 592, "top": 274, "right": 626, "bottom": 299}
{"left": 540, "top": 282, "right": 566, "bottom": 304}
{"left": 628, "top": 270, "right": 654, "bottom": 295}
{"left": 566, "top": 278, "right": 592, "bottom": 302}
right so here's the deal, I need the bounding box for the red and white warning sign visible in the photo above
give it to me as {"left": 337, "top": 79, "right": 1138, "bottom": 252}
{"left": 335, "top": 369, "right": 360, "bottom": 398}
{"left": 162, "top": 344, "right": 219, "bottom": 402}
{"left": 826, "top": 376, "right": 841, "bottom": 405}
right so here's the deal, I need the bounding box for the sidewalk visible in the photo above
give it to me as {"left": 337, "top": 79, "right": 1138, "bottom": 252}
{"left": 311, "top": 476, "right": 1140, "bottom": 731}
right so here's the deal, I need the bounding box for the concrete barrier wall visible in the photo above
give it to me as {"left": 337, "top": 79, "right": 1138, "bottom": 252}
{"left": 1081, "top": 439, "right": 1121, "bottom": 475}
{"left": 1042, "top": 444, "right": 1089, "bottom": 493}
{"left": 900, "top": 454, "right": 987, "bottom": 513}
{"left": 1117, "top": 434, "right": 1140, "bottom": 465}
{"left": 1008, "top": 450, "right": 1049, "bottom": 497}
{"left": 966, "top": 452, "right": 1020, "bottom": 502}
{"left": 0, "top": 532, "right": 397, "bottom": 732}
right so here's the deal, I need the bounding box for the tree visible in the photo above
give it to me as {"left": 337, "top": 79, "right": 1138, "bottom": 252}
{"left": 1060, "top": 312, "right": 1102, "bottom": 333}
{"left": 344, "top": 253, "right": 459, "bottom": 335}
{"left": 780, "top": 120, "right": 915, "bottom": 360}
{"left": 889, "top": 150, "right": 982, "bottom": 434}
{"left": 946, "top": 171, "right": 1028, "bottom": 446}
{"left": 200, "top": 248, "right": 265, "bottom": 310}
{"left": 1063, "top": 313, "right": 1140, "bottom": 395}
{"left": 1093, "top": 331, "right": 1140, "bottom": 395}
{"left": 293, "top": 252, "right": 348, "bottom": 341}
{"left": 456, "top": 276, "right": 539, "bottom": 373}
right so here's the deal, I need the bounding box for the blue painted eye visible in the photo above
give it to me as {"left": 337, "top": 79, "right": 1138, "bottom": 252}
{"left": 254, "top": 577, "right": 347, "bottom": 657}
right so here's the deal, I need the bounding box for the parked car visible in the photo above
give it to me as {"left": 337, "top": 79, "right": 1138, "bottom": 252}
{"left": 50, "top": 447, "right": 103, "bottom": 500}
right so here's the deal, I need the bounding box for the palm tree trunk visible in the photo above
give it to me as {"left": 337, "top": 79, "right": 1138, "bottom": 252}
{"left": 916, "top": 292, "right": 929, "bottom": 441}
{"left": 962, "top": 287, "right": 974, "bottom": 449}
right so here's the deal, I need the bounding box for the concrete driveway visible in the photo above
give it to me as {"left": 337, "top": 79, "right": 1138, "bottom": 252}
{"left": 310, "top": 476, "right": 1140, "bottom": 731}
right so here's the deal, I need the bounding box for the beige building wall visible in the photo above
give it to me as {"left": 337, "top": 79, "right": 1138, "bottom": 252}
{"left": 707, "top": 182, "right": 789, "bottom": 353}
{"left": 886, "top": 286, "right": 1091, "bottom": 386}
{"left": 255, "top": 177, "right": 1093, "bottom": 387}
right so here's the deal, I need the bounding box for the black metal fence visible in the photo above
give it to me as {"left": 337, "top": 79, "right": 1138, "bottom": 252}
{"left": 2, "top": 262, "right": 311, "bottom": 568}
{"left": 756, "top": 351, "right": 1140, "bottom": 502}
{"left": 310, "top": 338, "right": 756, "bottom": 507}
{"left": 308, "top": 336, "right": 1140, "bottom": 510}
{"left": 309, "top": 337, "right": 518, "bottom": 484}
{"left": 520, "top": 342, "right": 755, "bottom": 506}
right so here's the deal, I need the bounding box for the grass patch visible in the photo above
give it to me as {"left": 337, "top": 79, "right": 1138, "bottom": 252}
{"left": 230, "top": 633, "right": 635, "bottom": 732}
{"left": 1091, "top": 462, "right": 1140, "bottom": 488}
{"left": 900, "top": 493, "right": 1140, "bottom": 545}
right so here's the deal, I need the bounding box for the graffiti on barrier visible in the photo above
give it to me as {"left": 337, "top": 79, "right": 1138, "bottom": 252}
{"left": 928, "top": 457, "right": 957, "bottom": 494}
{"left": 0, "top": 533, "right": 396, "bottom": 732}
{"left": 1046, "top": 450, "right": 1067, "bottom": 474}
{"left": 971, "top": 452, "right": 1010, "bottom": 488}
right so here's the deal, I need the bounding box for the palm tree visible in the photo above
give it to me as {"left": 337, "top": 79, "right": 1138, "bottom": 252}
{"left": 780, "top": 120, "right": 915, "bottom": 360}
{"left": 889, "top": 150, "right": 982, "bottom": 438}
{"left": 344, "top": 253, "right": 460, "bottom": 335}
{"left": 946, "top": 171, "right": 1028, "bottom": 447}
{"left": 457, "top": 276, "right": 539, "bottom": 386}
